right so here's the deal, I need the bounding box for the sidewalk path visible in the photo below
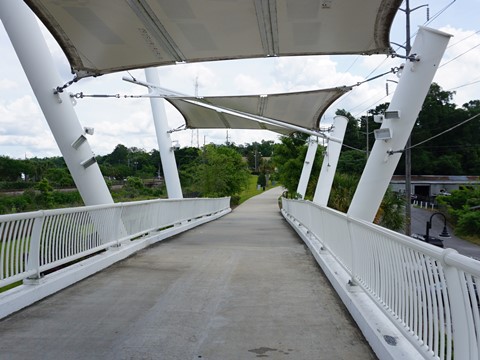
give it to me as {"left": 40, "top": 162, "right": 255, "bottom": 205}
{"left": 0, "top": 187, "right": 376, "bottom": 360}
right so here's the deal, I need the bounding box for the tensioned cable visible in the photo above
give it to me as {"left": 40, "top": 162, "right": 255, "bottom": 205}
{"left": 342, "top": 143, "right": 367, "bottom": 153}
{"left": 388, "top": 112, "right": 480, "bottom": 154}
{"left": 447, "top": 78, "right": 480, "bottom": 91}
{"left": 70, "top": 68, "right": 398, "bottom": 101}
{"left": 440, "top": 42, "right": 480, "bottom": 68}
{"left": 409, "top": 113, "right": 480, "bottom": 150}
{"left": 446, "top": 29, "right": 480, "bottom": 49}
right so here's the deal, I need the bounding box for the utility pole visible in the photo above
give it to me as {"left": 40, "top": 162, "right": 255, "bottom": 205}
{"left": 399, "top": 0, "right": 428, "bottom": 236}
{"left": 366, "top": 114, "right": 369, "bottom": 159}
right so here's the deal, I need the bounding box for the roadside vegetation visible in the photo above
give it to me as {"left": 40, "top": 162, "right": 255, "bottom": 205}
{"left": 437, "top": 186, "right": 480, "bottom": 243}
{"left": 0, "top": 83, "right": 478, "bottom": 236}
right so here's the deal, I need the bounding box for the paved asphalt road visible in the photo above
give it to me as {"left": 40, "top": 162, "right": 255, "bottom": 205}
{"left": 410, "top": 206, "right": 480, "bottom": 260}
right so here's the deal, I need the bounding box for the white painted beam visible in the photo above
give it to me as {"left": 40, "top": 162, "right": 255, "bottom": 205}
{"left": 313, "top": 116, "right": 348, "bottom": 206}
{"left": 348, "top": 27, "right": 451, "bottom": 221}
{"left": 0, "top": 1, "right": 113, "bottom": 206}
{"left": 144, "top": 68, "right": 183, "bottom": 199}
{"left": 296, "top": 136, "right": 318, "bottom": 199}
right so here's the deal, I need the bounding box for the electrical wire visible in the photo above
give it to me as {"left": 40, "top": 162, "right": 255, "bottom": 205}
{"left": 440, "top": 42, "right": 480, "bottom": 68}
{"left": 424, "top": 0, "right": 456, "bottom": 26}
{"left": 446, "top": 29, "right": 480, "bottom": 49}
{"left": 408, "top": 112, "right": 480, "bottom": 150}
{"left": 447, "top": 78, "right": 480, "bottom": 91}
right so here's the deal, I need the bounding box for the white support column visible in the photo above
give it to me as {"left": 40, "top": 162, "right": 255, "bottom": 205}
{"left": 0, "top": 1, "right": 113, "bottom": 206}
{"left": 296, "top": 136, "right": 318, "bottom": 199}
{"left": 348, "top": 27, "right": 451, "bottom": 221}
{"left": 144, "top": 68, "right": 183, "bottom": 199}
{"left": 313, "top": 115, "right": 348, "bottom": 206}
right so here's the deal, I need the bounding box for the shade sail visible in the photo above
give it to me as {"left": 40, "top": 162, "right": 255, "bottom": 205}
{"left": 166, "top": 87, "right": 350, "bottom": 134}
{"left": 26, "top": 0, "right": 401, "bottom": 77}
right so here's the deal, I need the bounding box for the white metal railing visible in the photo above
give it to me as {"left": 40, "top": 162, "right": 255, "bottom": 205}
{"left": 282, "top": 198, "right": 480, "bottom": 360}
{"left": 0, "top": 197, "right": 229, "bottom": 289}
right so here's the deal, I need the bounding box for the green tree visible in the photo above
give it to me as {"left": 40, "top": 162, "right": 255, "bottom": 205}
{"left": 272, "top": 133, "right": 324, "bottom": 198}
{"left": 45, "top": 167, "right": 74, "bottom": 187}
{"left": 122, "top": 176, "right": 146, "bottom": 198}
{"left": 328, "top": 173, "right": 359, "bottom": 212}
{"left": 196, "top": 145, "right": 249, "bottom": 197}
{"left": 35, "top": 178, "right": 54, "bottom": 208}
{"left": 437, "top": 186, "right": 480, "bottom": 238}
{"left": 0, "top": 156, "right": 24, "bottom": 181}
{"left": 375, "top": 188, "right": 405, "bottom": 231}
{"left": 337, "top": 150, "right": 367, "bottom": 175}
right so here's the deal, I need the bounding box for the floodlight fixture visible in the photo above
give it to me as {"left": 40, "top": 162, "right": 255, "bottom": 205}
{"left": 374, "top": 128, "right": 392, "bottom": 141}
{"left": 71, "top": 134, "right": 87, "bottom": 150}
{"left": 80, "top": 157, "right": 96, "bottom": 169}
{"left": 384, "top": 110, "right": 400, "bottom": 119}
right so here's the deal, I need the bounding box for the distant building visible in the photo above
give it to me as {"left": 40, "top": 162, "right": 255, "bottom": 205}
{"left": 390, "top": 175, "right": 480, "bottom": 201}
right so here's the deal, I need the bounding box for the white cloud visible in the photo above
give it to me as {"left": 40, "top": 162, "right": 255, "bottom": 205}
{"left": 0, "top": 79, "right": 17, "bottom": 91}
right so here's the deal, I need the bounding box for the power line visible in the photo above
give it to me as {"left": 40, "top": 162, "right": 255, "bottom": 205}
{"left": 424, "top": 0, "right": 456, "bottom": 26}
{"left": 408, "top": 112, "right": 480, "bottom": 150}
{"left": 440, "top": 42, "right": 480, "bottom": 68}
{"left": 446, "top": 29, "right": 480, "bottom": 49}
{"left": 447, "top": 78, "right": 480, "bottom": 91}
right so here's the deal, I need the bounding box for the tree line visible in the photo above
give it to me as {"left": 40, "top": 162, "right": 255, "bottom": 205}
{"left": 337, "top": 83, "right": 480, "bottom": 176}
{"left": 0, "top": 83, "right": 478, "bottom": 237}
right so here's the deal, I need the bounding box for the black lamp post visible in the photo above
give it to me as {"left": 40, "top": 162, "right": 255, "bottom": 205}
{"left": 425, "top": 212, "right": 451, "bottom": 242}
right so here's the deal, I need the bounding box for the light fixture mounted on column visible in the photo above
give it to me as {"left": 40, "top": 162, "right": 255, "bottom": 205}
{"left": 80, "top": 157, "right": 96, "bottom": 169}
{"left": 374, "top": 128, "right": 392, "bottom": 141}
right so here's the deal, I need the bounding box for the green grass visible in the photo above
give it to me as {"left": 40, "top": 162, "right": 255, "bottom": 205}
{"left": 0, "top": 280, "right": 22, "bottom": 294}
{"left": 237, "top": 175, "right": 278, "bottom": 205}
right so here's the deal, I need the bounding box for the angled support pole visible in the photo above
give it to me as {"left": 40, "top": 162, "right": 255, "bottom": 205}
{"left": 313, "top": 115, "right": 348, "bottom": 206}
{"left": 348, "top": 27, "right": 451, "bottom": 221}
{"left": 144, "top": 68, "right": 183, "bottom": 199}
{"left": 296, "top": 136, "right": 318, "bottom": 199}
{"left": 0, "top": 1, "right": 113, "bottom": 206}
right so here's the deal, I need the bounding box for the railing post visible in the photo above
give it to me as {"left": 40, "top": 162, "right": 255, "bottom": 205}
{"left": 441, "top": 249, "right": 473, "bottom": 360}
{"left": 113, "top": 205, "right": 125, "bottom": 248}
{"left": 346, "top": 215, "right": 357, "bottom": 288}
{"left": 25, "top": 212, "right": 45, "bottom": 282}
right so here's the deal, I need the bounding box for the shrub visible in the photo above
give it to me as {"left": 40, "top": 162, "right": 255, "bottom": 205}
{"left": 456, "top": 211, "right": 480, "bottom": 237}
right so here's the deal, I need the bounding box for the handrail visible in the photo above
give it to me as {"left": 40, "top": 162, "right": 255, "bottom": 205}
{"left": 282, "top": 198, "right": 480, "bottom": 360}
{"left": 0, "top": 197, "right": 230, "bottom": 289}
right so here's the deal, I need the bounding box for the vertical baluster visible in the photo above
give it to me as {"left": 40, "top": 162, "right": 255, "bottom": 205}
{"left": 0, "top": 222, "right": 6, "bottom": 280}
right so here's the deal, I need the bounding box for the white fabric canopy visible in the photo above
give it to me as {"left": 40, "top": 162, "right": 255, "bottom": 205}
{"left": 26, "top": 0, "right": 401, "bottom": 77}
{"left": 166, "top": 87, "right": 350, "bottom": 134}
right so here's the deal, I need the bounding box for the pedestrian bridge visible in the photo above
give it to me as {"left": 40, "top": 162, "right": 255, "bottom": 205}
{"left": 1, "top": 188, "right": 479, "bottom": 359}
{"left": 1, "top": 2, "right": 479, "bottom": 359}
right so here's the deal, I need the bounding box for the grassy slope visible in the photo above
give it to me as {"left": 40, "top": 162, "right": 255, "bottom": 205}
{"left": 238, "top": 175, "right": 279, "bottom": 205}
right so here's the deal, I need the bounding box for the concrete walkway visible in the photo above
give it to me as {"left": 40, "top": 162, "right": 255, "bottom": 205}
{"left": 0, "top": 188, "right": 376, "bottom": 360}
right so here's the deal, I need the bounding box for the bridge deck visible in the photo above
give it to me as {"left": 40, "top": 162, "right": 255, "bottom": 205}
{"left": 0, "top": 187, "right": 375, "bottom": 359}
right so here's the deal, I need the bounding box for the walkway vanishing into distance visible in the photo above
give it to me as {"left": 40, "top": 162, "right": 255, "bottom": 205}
{"left": 0, "top": 187, "right": 375, "bottom": 360}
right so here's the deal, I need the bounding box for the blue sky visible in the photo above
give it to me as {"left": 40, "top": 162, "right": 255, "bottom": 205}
{"left": 0, "top": 0, "right": 479, "bottom": 158}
